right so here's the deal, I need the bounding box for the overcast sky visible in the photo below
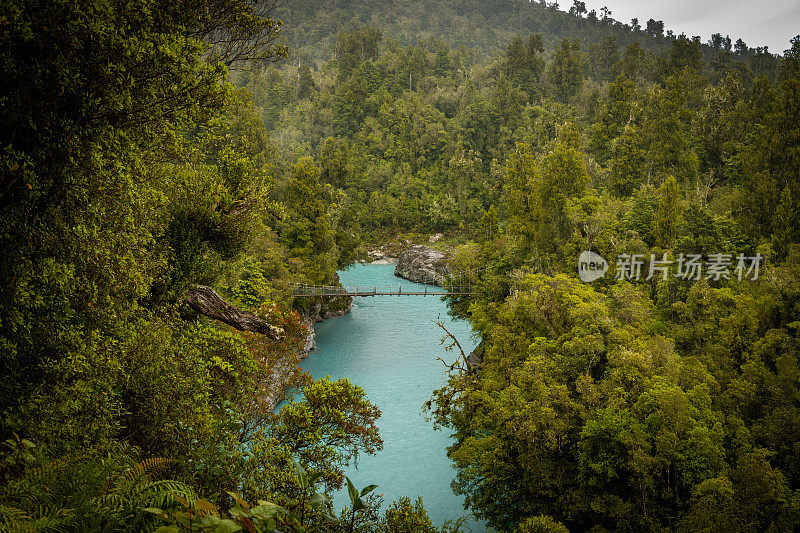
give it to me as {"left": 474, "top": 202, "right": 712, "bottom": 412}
{"left": 581, "top": 0, "right": 800, "bottom": 54}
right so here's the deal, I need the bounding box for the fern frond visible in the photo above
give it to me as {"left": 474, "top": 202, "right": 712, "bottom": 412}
{"left": 89, "top": 493, "right": 125, "bottom": 511}
{"left": 0, "top": 504, "right": 75, "bottom": 533}
{"left": 0, "top": 504, "right": 32, "bottom": 533}
{"left": 25, "top": 513, "right": 74, "bottom": 533}
{"left": 116, "top": 457, "right": 173, "bottom": 495}
{"left": 133, "top": 480, "right": 198, "bottom": 510}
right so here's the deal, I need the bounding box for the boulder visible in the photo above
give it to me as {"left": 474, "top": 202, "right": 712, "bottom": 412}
{"left": 394, "top": 244, "right": 448, "bottom": 285}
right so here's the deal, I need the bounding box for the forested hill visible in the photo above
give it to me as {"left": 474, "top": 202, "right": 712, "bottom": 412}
{"left": 2, "top": 0, "right": 800, "bottom": 531}
{"left": 276, "top": 0, "right": 782, "bottom": 73}
{"left": 234, "top": 3, "right": 800, "bottom": 528}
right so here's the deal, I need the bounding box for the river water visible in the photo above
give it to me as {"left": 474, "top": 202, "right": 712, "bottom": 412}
{"left": 300, "top": 263, "right": 483, "bottom": 529}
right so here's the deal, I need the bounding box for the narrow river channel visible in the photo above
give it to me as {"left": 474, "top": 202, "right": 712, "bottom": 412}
{"left": 300, "top": 262, "right": 483, "bottom": 529}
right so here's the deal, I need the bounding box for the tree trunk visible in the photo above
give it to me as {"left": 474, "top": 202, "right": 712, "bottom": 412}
{"left": 186, "top": 285, "right": 283, "bottom": 340}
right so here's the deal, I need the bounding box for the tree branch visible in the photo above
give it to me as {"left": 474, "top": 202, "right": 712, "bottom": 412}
{"left": 433, "top": 315, "right": 468, "bottom": 371}
{"left": 186, "top": 284, "right": 283, "bottom": 339}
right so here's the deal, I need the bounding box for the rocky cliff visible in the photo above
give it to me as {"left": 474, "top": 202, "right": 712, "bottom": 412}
{"left": 466, "top": 340, "right": 484, "bottom": 372}
{"left": 300, "top": 296, "right": 352, "bottom": 353}
{"left": 394, "top": 244, "right": 448, "bottom": 285}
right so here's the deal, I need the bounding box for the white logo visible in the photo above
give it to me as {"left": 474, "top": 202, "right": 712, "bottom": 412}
{"left": 578, "top": 251, "right": 608, "bottom": 282}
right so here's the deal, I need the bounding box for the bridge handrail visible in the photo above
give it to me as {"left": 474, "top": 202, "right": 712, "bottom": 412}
{"left": 289, "top": 282, "right": 474, "bottom": 296}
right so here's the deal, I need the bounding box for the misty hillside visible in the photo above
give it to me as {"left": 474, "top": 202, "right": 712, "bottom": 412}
{"left": 275, "top": 0, "right": 783, "bottom": 76}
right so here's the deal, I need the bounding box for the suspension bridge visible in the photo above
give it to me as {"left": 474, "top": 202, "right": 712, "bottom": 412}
{"left": 291, "top": 268, "right": 486, "bottom": 297}
{"left": 291, "top": 284, "right": 474, "bottom": 297}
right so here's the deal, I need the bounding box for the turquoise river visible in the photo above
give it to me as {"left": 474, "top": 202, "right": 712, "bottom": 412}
{"left": 300, "top": 262, "right": 483, "bottom": 529}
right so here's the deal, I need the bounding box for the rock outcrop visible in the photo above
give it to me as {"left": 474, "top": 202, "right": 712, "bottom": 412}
{"left": 466, "top": 340, "right": 484, "bottom": 372}
{"left": 301, "top": 316, "right": 318, "bottom": 352}
{"left": 366, "top": 242, "right": 406, "bottom": 263}
{"left": 394, "top": 244, "right": 448, "bottom": 285}
{"left": 299, "top": 296, "right": 352, "bottom": 354}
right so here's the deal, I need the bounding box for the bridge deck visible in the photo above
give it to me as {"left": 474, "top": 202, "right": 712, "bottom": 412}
{"left": 294, "top": 291, "right": 473, "bottom": 297}
{"left": 292, "top": 283, "right": 473, "bottom": 297}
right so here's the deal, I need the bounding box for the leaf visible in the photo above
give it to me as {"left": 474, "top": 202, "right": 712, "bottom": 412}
{"left": 359, "top": 484, "right": 378, "bottom": 497}
{"left": 251, "top": 502, "right": 286, "bottom": 520}
{"left": 195, "top": 498, "right": 219, "bottom": 516}
{"left": 213, "top": 519, "right": 242, "bottom": 533}
{"left": 294, "top": 459, "right": 309, "bottom": 489}
{"left": 227, "top": 491, "right": 251, "bottom": 511}
{"left": 345, "top": 476, "right": 358, "bottom": 503}
{"left": 122, "top": 457, "right": 173, "bottom": 487}
{"left": 309, "top": 492, "right": 330, "bottom": 508}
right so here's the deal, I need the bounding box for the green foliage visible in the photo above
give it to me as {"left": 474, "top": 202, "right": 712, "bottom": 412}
{"left": 336, "top": 27, "right": 383, "bottom": 75}
{"left": 343, "top": 477, "right": 379, "bottom": 533}
{"left": 3, "top": 1, "right": 800, "bottom": 531}
{"left": 383, "top": 497, "right": 437, "bottom": 533}
{"left": 588, "top": 35, "right": 621, "bottom": 82}
{"left": 0, "top": 2, "right": 385, "bottom": 531}
{"left": 547, "top": 39, "right": 584, "bottom": 102}
{"left": 588, "top": 74, "right": 635, "bottom": 165}
{"left": 299, "top": 65, "right": 317, "bottom": 100}
{"left": 239, "top": 377, "right": 382, "bottom": 503}
{"left": 653, "top": 176, "right": 683, "bottom": 248}
{"left": 773, "top": 186, "right": 800, "bottom": 259}
{"left": 516, "top": 515, "right": 570, "bottom": 533}
{"left": 505, "top": 34, "right": 546, "bottom": 99}
{"left": 0, "top": 443, "right": 196, "bottom": 532}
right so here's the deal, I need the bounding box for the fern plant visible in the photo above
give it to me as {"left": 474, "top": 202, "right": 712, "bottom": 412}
{"left": 0, "top": 439, "right": 197, "bottom": 532}
{"left": 145, "top": 460, "right": 334, "bottom": 533}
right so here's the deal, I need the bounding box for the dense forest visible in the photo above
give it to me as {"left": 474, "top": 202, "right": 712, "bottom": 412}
{"left": 1, "top": 0, "right": 799, "bottom": 531}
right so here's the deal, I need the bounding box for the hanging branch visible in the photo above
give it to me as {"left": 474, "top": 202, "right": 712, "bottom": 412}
{"left": 193, "top": 0, "right": 288, "bottom": 69}
{"left": 433, "top": 315, "right": 467, "bottom": 373}
{"left": 186, "top": 285, "right": 284, "bottom": 340}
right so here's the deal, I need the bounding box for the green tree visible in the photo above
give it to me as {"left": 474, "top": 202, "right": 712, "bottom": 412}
{"left": 480, "top": 205, "right": 500, "bottom": 241}
{"left": 0, "top": 0, "right": 285, "bottom": 454}
{"left": 781, "top": 35, "right": 800, "bottom": 81}
{"left": 588, "top": 35, "right": 621, "bottom": 81}
{"left": 653, "top": 176, "right": 682, "bottom": 248}
{"left": 241, "top": 377, "right": 382, "bottom": 501}
{"left": 384, "top": 497, "right": 437, "bottom": 533}
{"left": 505, "top": 34, "right": 546, "bottom": 99}
{"left": 335, "top": 26, "right": 383, "bottom": 76}
{"left": 665, "top": 36, "right": 704, "bottom": 77}
{"left": 610, "top": 126, "right": 646, "bottom": 195}
{"left": 588, "top": 74, "right": 636, "bottom": 164}
{"left": 620, "top": 41, "right": 648, "bottom": 81}
{"left": 772, "top": 186, "right": 800, "bottom": 259}
{"left": 277, "top": 157, "right": 338, "bottom": 285}
{"left": 547, "top": 39, "right": 584, "bottom": 102}
{"left": 298, "top": 64, "right": 316, "bottom": 99}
